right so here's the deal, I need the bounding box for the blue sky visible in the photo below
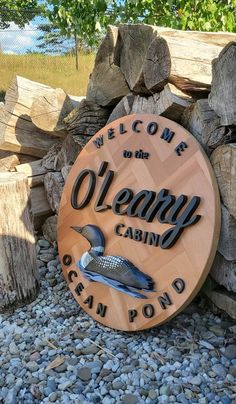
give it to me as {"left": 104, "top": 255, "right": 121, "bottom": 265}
{"left": 0, "top": 16, "right": 48, "bottom": 54}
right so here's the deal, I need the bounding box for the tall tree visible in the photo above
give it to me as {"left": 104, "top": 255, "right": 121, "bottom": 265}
{"left": 0, "top": 0, "right": 41, "bottom": 29}
{"left": 46, "top": 0, "right": 236, "bottom": 40}
{"left": 36, "top": 22, "right": 74, "bottom": 54}
{"left": 46, "top": 0, "right": 111, "bottom": 46}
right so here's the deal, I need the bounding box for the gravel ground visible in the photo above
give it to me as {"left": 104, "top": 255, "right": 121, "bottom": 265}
{"left": 0, "top": 237, "right": 236, "bottom": 404}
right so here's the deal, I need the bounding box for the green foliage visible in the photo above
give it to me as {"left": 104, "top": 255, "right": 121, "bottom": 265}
{"left": 0, "top": 0, "right": 41, "bottom": 29}
{"left": 45, "top": 0, "right": 236, "bottom": 46}
{"left": 46, "top": 0, "right": 111, "bottom": 45}
{"left": 175, "top": 0, "right": 236, "bottom": 32}
{"left": 112, "top": 0, "right": 236, "bottom": 32}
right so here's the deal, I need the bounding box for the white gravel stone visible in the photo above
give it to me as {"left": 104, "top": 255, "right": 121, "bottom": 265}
{"left": 0, "top": 237, "right": 233, "bottom": 404}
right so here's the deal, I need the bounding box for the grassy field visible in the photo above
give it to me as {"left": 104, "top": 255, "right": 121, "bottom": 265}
{"left": 0, "top": 53, "right": 95, "bottom": 101}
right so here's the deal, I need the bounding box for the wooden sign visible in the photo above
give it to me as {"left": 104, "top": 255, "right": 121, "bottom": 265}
{"left": 57, "top": 114, "right": 220, "bottom": 331}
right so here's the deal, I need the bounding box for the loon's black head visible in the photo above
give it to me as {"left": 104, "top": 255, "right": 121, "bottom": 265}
{"left": 71, "top": 224, "right": 105, "bottom": 249}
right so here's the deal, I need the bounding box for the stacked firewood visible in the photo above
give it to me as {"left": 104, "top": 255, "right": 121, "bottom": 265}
{"left": 0, "top": 24, "right": 235, "bottom": 316}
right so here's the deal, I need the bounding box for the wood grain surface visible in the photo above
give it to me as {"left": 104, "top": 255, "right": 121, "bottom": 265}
{"left": 57, "top": 114, "right": 220, "bottom": 331}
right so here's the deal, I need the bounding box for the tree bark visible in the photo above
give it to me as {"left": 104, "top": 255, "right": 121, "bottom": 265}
{"left": 30, "top": 185, "right": 52, "bottom": 230}
{"left": 118, "top": 25, "right": 170, "bottom": 94}
{"left": 211, "top": 144, "right": 236, "bottom": 219}
{"left": 209, "top": 42, "right": 236, "bottom": 126}
{"left": 54, "top": 134, "right": 89, "bottom": 171}
{"left": 64, "top": 99, "right": 110, "bottom": 136}
{"left": 218, "top": 204, "right": 236, "bottom": 261}
{"left": 181, "top": 99, "right": 234, "bottom": 153}
{"left": 108, "top": 84, "right": 192, "bottom": 124}
{"left": 86, "top": 25, "right": 130, "bottom": 106}
{"left": 44, "top": 172, "right": 64, "bottom": 213}
{"left": 0, "top": 172, "right": 39, "bottom": 312}
{"left": 211, "top": 253, "right": 236, "bottom": 293}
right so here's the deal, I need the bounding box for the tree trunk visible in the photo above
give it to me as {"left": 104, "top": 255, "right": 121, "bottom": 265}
{"left": 0, "top": 172, "right": 39, "bottom": 312}
{"left": 75, "top": 33, "right": 79, "bottom": 71}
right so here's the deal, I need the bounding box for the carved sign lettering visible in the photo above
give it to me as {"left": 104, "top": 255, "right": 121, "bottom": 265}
{"left": 58, "top": 114, "right": 220, "bottom": 331}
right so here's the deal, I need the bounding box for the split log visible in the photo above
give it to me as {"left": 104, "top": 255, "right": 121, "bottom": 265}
{"left": 0, "top": 150, "right": 37, "bottom": 165}
{"left": 108, "top": 84, "right": 192, "bottom": 124}
{"left": 61, "top": 165, "right": 72, "bottom": 181}
{"left": 210, "top": 290, "right": 236, "bottom": 320}
{"left": 118, "top": 24, "right": 170, "bottom": 94}
{"left": 86, "top": 25, "right": 130, "bottom": 106}
{"left": 206, "top": 287, "right": 236, "bottom": 320}
{"left": 69, "top": 95, "right": 85, "bottom": 108}
{"left": 88, "top": 24, "right": 235, "bottom": 104}
{"left": 64, "top": 99, "right": 110, "bottom": 137}
{"left": 218, "top": 204, "right": 236, "bottom": 261}
{"left": 157, "top": 26, "right": 236, "bottom": 47}
{"left": 31, "top": 88, "right": 74, "bottom": 137}
{"left": 107, "top": 94, "right": 135, "bottom": 124}
{"left": 118, "top": 24, "right": 236, "bottom": 95}
{"left": 203, "top": 277, "right": 236, "bottom": 319}
{"left": 209, "top": 42, "right": 236, "bottom": 125}
{"left": 0, "top": 154, "right": 20, "bottom": 171}
{"left": 0, "top": 76, "right": 58, "bottom": 157}
{"left": 181, "top": 99, "right": 235, "bottom": 153}
{"left": 15, "top": 160, "right": 47, "bottom": 188}
{"left": 211, "top": 253, "right": 236, "bottom": 293}
{"left": 44, "top": 172, "right": 64, "bottom": 213}
{"left": 42, "top": 215, "right": 57, "bottom": 243}
{"left": 54, "top": 134, "right": 89, "bottom": 171}
{"left": 132, "top": 85, "right": 192, "bottom": 121}
{"left": 0, "top": 172, "right": 39, "bottom": 312}
{"left": 211, "top": 144, "right": 236, "bottom": 219}
{"left": 30, "top": 185, "right": 52, "bottom": 229}
{"left": 157, "top": 27, "right": 236, "bottom": 94}
{"left": 41, "top": 142, "right": 62, "bottom": 171}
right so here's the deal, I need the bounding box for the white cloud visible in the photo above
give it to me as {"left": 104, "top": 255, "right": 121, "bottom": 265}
{"left": 4, "top": 50, "right": 17, "bottom": 54}
{"left": 0, "top": 22, "right": 38, "bottom": 54}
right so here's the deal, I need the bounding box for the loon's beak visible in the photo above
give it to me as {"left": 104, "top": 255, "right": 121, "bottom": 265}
{"left": 70, "top": 226, "right": 83, "bottom": 233}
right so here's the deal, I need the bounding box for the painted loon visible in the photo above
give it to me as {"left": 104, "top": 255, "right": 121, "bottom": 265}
{"left": 71, "top": 224, "right": 155, "bottom": 299}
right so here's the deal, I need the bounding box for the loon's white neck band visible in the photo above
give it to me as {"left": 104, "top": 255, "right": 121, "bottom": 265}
{"left": 80, "top": 252, "right": 93, "bottom": 269}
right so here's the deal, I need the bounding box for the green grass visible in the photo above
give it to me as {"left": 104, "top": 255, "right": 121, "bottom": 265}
{"left": 0, "top": 53, "right": 95, "bottom": 101}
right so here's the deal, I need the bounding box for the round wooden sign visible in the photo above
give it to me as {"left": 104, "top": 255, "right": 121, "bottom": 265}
{"left": 57, "top": 114, "right": 220, "bottom": 331}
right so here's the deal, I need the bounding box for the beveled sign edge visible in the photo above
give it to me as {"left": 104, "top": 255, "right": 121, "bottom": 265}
{"left": 57, "top": 113, "right": 221, "bottom": 331}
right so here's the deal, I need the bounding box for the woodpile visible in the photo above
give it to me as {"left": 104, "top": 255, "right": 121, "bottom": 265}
{"left": 0, "top": 24, "right": 235, "bottom": 315}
